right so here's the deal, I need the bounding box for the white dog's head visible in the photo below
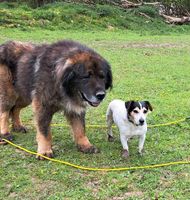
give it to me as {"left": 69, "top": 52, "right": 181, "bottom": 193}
{"left": 125, "top": 101, "right": 153, "bottom": 126}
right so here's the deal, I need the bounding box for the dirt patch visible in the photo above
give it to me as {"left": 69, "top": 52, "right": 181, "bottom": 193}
{"left": 92, "top": 41, "right": 187, "bottom": 49}
{"left": 111, "top": 191, "right": 144, "bottom": 200}
{"left": 121, "top": 42, "right": 186, "bottom": 49}
{"left": 87, "top": 178, "right": 101, "bottom": 197}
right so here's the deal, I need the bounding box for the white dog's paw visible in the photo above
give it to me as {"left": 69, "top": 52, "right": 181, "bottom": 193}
{"left": 138, "top": 149, "right": 144, "bottom": 156}
{"left": 108, "top": 134, "right": 114, "bottom": 142}
{"left": 122, "top": 149, "right": 129, "bottom": 158}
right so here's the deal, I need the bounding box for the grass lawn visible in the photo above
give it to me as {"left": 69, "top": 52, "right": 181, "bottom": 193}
{"left": 0, "top": 28, "right": 190, "bottom": 199}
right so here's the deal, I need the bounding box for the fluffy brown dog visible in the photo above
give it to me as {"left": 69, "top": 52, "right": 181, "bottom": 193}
{"left": 0, "top": 40, "right": 112, "bottom": 159}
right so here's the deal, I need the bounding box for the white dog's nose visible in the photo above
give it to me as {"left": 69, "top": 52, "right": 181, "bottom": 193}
{"left": 139, "top": 119, "right": 145, "bottom": 125}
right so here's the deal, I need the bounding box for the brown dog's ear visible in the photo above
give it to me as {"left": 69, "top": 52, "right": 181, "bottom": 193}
{"left": 144, "top": 101, "right": 153, "bottom": 111}
{"left": 125, "top": 101, "right": 135, "bottom": 113}
{"left": 55, "top": 59, "right": 73, "bottom": 85}
{"left": 102, "top": 61, "right": 112, "bottom": 90}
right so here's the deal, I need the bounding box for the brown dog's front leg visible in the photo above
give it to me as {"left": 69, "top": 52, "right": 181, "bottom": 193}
{"left": 32, "top": 98, "right": 54, "bottom": 159}
{"left": 0, "top": 112, "right": 10, "bottom": 134}
{"left": 11, "top": 107, "right": 27, "bottom": 133}
{"left": 67, "top": 112, "right": 99, "bottom": 153}
{"left": 0, "top": 111, "right": 14, "bottom": 144}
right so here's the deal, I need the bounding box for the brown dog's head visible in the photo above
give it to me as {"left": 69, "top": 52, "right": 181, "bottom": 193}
{"left": 57, "top": 49, "right": 112, "bottom": 107}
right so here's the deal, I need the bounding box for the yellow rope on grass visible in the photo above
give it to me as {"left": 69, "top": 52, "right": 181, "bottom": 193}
{"left": 24, "top": 116, "right": 189, "bottom": 129}
{"left": 2, "top": 139, "right": 190, "bottom": 171}
{"left": 2, "top": 116, "right": 190, "bottom": 171}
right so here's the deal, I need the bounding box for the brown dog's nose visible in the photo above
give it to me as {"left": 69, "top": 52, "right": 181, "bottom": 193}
{"left": 96, "top": 91, "right": 105, "bottom": 101}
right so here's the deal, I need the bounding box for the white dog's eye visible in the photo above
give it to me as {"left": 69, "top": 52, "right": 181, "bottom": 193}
{"left": 143, "top": 110, "right": 148, "bottom": 114}
{"left": 133, "top": 110, "right": 139, "bottom": 114}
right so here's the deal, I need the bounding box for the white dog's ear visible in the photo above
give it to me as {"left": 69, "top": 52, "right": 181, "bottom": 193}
{"left": 144, "top": 101, "right": 153, "bottom": 111}
{"left": 125, "top": 101, "right": 135, "bottom": 112}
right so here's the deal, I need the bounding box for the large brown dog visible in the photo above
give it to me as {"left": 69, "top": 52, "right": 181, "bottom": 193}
{"left": 0, "top": 40, "right": 112, "bottom": 159}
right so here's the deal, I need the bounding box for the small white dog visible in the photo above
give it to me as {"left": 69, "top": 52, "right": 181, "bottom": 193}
{"left": 106, "top": 99, "right": 153, "bottom": 158}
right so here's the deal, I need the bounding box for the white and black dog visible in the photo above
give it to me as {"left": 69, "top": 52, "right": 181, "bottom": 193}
{"left": 106, "top": 99, "right": 153, "bottom": 158}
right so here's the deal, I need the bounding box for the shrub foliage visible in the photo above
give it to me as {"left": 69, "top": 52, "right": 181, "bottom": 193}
{"left": 9, "top": 0, "right": 190, "bottom": 13}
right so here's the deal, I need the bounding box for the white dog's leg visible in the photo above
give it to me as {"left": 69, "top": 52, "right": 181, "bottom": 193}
{"left": 120, "top": 134, "right": 129, "bottom": 158}
{"left": 106, "top": 108, "right": 114, "bottom": 142}
{"left": 138, "top": 134, "right": 146, "bottom": 155}
{"left": 120, "top": 134, "right": 128, "bottom": 150}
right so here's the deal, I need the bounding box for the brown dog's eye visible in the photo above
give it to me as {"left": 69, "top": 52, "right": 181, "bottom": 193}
{"left": 133, "top": 110, "right": 139, "bottom": 114}
{"left": 83, "top": 71, "right": 92, "bottom": 79}
{"left": 99, "top": 74, "right": 105, "bottom": 79}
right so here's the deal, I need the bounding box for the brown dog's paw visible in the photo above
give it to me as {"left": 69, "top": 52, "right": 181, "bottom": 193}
{"left": 108, "top": 134, "right": 114, "bottom": 142}
{"left": 0, "top": 137, "right": 7, "bottom": 145}
{"left": 0, "top": 132, "right": 14, "bottom": 145}
{"left": 36, "top": 149, "right": 54, "bottom": 160}
{"left": 77, "top": 145, "right": 100, "bottom": 154}
{"left": 12, "top": 125, "right": 27, "bottom": 133}
{"left": 122, "top": 149, "right": 129, "bottom": 158}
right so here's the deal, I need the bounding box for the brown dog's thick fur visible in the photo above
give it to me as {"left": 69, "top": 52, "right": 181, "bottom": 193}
{"left": 0, "top": 40, "right": 112, "bottom": 158}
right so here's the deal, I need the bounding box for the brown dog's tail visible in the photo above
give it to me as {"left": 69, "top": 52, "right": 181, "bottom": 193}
{"left": 0, "top": 41, "right": 34, "bottom": 74}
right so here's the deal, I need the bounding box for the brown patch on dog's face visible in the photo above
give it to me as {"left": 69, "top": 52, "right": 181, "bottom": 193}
{"left": 69, "top": 52, "right": 92, "bottom": 64}
{"left": 61, "top": 53, "right": 112, "bottom": 107}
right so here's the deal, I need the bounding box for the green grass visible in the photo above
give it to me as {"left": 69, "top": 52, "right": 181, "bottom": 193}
{"left": 1, "top": 1, "right": 190, "bottom": 34}
{"left": 0, "top": 27, "right": 190, "bottom": 199}
{"left": 1, "top": 1, "right": 190, "bottom": 197}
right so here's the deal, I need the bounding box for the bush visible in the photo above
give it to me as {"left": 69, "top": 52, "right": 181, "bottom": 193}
{"left": 153, "top": 0, "right": 190, "bottom": 16}
{"left": 1, "top": 1, "right": 190, "bottom": 34}
{"left": 95, "top": 5, "right": 117, "bottom": 17}
{"left": 33, "top": 10, "right": 56, "bottom": 20}
{"left": 135, "top": 5, "right": 158, "bottom": 18}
